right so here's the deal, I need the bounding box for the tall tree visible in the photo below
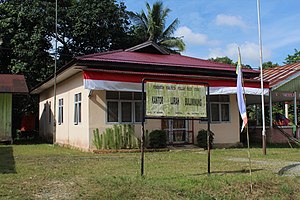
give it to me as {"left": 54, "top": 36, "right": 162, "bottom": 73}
{"left": 56, "top": 0, "right": 134, "bottom": 65}
{"left": 0, "top": 0, "right": 54, "bottom": 88}
{"left": 284, "top": 49, "right": 300, "bottom": 64}
{"left": 0, "top": 0, "right": 134, "bottom": 116}
{"left": 0, "top": 0, "right": 133, "bottom": 88}
{"left": 129, "top": 1, "right": 185, "bottom": 53}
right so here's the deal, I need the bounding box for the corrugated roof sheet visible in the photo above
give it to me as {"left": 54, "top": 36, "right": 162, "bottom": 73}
{"left": 256, "top": 62, "right": 300, "bottom": 88}
{"left": 0, "top": 74, "right": 28, "bottom": 93}
{"left": 76, "top": 51, "right": 257, "bottom": 74}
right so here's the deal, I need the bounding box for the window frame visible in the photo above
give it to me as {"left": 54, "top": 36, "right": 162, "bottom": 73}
{"left": 74, "top": 93, "right": 82, "bottom": 125}
{"left": 106, "top": 91, "right": 142, "bottom": 124}
{"left": 58, "top": 98, "right": 63, "bottom": 125}
{"left": 209, "top": 95, "right": 230, "bottom": 124}
{"left": 107, "top": 100, "right": 119, "bottom": 123}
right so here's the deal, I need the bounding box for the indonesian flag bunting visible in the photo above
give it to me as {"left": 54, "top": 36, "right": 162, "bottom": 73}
{"left": 236, "top": 48, "right": 248, "bottom": 132}
{"left": 83, "top": 70, "right": 268, "bottom": 96}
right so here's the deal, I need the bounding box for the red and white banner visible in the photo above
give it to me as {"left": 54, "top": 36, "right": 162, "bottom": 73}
{"left": 83, "top": 70, "right": 269, "bottom": 95}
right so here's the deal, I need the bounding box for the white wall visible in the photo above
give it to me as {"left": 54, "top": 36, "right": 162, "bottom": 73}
{"left": 39, "top": 73, "right": 90, "bottom": 149}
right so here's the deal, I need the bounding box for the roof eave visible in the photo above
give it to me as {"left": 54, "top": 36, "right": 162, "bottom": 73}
{"left": 30, "top": 59, "right": 79, "bottom": 94}
{"left": 77, "top": 59, "right": 259, "bottom": 79}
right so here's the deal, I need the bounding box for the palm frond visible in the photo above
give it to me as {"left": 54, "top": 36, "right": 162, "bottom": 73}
{"left": 160, "top": 37, "right": 186, "bottom": 52}
{"left": 162, "top": 18, "right": 179, "bottom": 39}
{"left": 130, "top": 1, "right": 186, "bottom": 52}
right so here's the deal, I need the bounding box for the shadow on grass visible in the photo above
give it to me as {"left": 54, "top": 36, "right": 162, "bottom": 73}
{"left": 13, "top": 137, "right": 51, "bottom": 145}
{"left": 248, "top": 142, "right": 300, "bottom": 149}
{"left": 0, "top": 146, "right": 16, "bottom": 174}
{"left": 211, "top": 168, "right": 263, "bottom": 174}
{"left": 194, "top": 168, "right": 263, "bottom": 176}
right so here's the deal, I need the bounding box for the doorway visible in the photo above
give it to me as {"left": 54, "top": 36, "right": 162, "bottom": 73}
{"left": 162, "top": 119, "right": 191, "bottom": 144}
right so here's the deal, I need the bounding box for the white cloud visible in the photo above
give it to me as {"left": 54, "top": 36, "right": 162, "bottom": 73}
{"left": 208, "top": 42, "right": 272, "bottom": 68}
{"left": 267, "top": 29, "right": 300, "bottom": 49}
{"left": 215, "top": 14, "right": 247, "bottom": 29}
{"left": 174, "top": 26, "right": 219, "bottom": 46}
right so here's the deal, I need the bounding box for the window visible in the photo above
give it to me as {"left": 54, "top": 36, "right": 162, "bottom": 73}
{"left": 134, "top": 102, "right": 142, "bottom": 123}
{"left": 107, "top": 101, "right": 118, "bottom": 122}
{"left": 121, "top": 102, "right": 132, "bottom": 122}
{"left": 58, "top": 98, "right": 63, "bottom": 125}
{"left": 210, "top": 95, "right": 230, "bottom": 123}
{"left": 74, "top": 93, "right": 82, "bottom": 125}
{"left": 106, "top": 91, "right": 142, "bottom": 123}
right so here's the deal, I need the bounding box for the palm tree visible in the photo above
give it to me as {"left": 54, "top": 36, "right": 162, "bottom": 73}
{"left": 129, "top": 1, "right": 185, "bottom": 53}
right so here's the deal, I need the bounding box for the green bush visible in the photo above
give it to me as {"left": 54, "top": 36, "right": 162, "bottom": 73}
{"left": 196, "top": 129, "right": 214, "bottom": 149}
{"left": 149, "top": 130, "right": 167, "bottom": 148}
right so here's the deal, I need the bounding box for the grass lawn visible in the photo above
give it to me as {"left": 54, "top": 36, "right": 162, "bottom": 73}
{"left": 0, "top": 144, "right": 299, "bottom": 200}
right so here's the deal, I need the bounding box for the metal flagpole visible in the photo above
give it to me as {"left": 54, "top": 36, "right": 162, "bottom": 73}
{"left": 53, "top": 0, "right": 58, "bottom": 144}
{"left": 257, "top": 0, "right": 266, "bottom": 155}
{"left": 239, "top": 47, "right": 253, "bottom": 192}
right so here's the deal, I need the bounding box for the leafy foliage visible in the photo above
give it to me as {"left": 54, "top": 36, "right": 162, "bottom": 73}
{"left": 208, "top": 56, "right": 235, "bottom": 65}
{"left": 0, "top": 0, "right": 134, "bottom": 116}
{"left": 129, "top": 1, "right": 185, "bottom": 53}
{"left": 0, "top": 0, "right": 54, "bottom": 88}
{"left": 208, "top": 56, "right": 252, "bottom": 69}
{"left": 56, "top": 0, "right": 134, "bottom": 63}
{"left": 93, "top": 125, "right": 139, "bottom": 150}
{"left": 0, "top": 0, "right": 133, "bottom": 89}
{"left": 196, "top": 129, "right": 214, "bottom": 149}
{"left": 262, "top": 61, "right": 279, "bottom": 69}
{"left": 149, "top": 129, "right": 167, "bottom": 148}
{"left": 284, "top": 49, "right": 300, "bottom": 64}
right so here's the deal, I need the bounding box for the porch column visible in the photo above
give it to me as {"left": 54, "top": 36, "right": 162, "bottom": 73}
{"left": 269, "top": 90, "right": 272, "bottom": 127}
{"left": 294, "top": 92, "right": 297, "bottom": 126}
{"left": 285, "top": 103, "right": 289, "bottom": 119}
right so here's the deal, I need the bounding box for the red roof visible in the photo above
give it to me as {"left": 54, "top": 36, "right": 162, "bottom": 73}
{"left": 256, "top": 62, "right": 300, "bottom": 88}
{"left": 76, "top": 51, "right": 258, "bottom": 74}
{"left": 0, "top": 74, "right": 28, "bottom": 93}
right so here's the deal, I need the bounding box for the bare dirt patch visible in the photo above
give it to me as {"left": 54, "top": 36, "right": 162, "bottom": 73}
{"left": 33, "top": 180, "right": 76, "bottom": 200}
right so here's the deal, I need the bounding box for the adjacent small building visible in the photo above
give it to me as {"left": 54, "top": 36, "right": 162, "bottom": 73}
{"left": 31, "top": 42, "right": 267, "bottom": 150}
{"left": 0, "top": 74, "right": 28, "bottom": 143}
{"left": 250, "top": 62, "right": 300, "bottom": 143}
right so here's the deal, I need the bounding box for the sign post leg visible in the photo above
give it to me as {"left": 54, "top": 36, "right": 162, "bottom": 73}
{"left": 141, "top": 123, "right": 145, "bottom": 176}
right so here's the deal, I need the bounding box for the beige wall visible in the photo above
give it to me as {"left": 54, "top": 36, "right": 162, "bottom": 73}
{"left": 39, "top": 73, "right": 90, "bottom": 149}
{"left": 39, "top": 75, "right": 240, "bottom": 150}
{"left": 194, "top": 95, "right": 240, "bottom": 144}
{"left": 88, "top": 90, "right": 162, "bottom": 149}
{"left": 88, "top": 92, "right": 240, "bottom": 147}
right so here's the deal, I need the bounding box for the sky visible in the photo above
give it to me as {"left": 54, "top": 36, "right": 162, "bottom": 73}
{"left": 120, "top": 0, "right": 300, "bottom": 68}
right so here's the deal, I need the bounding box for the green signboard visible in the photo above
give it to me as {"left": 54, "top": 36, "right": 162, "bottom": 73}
{"left": 146, "top": 82, "right": 207, "bottom": 118}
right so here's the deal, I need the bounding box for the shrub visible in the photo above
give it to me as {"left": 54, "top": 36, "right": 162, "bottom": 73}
{"left": 149, "top": 130, "right": 167, "bottom": 148}
{"left": 196, "top": 129, "right": 214, "bottom": 149}
{"left": 93, "top": 124, "right": 139, "bottom": 150}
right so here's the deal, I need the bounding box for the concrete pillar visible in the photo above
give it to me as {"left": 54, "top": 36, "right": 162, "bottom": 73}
{"left": 269, "top": 90, "right": 272, "bottom": 127}
{"left": 294, "top": 92, "right": 297, "bottom": 126}
{"left": 285, "top": 103, "right": 289, "bottom": 119}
